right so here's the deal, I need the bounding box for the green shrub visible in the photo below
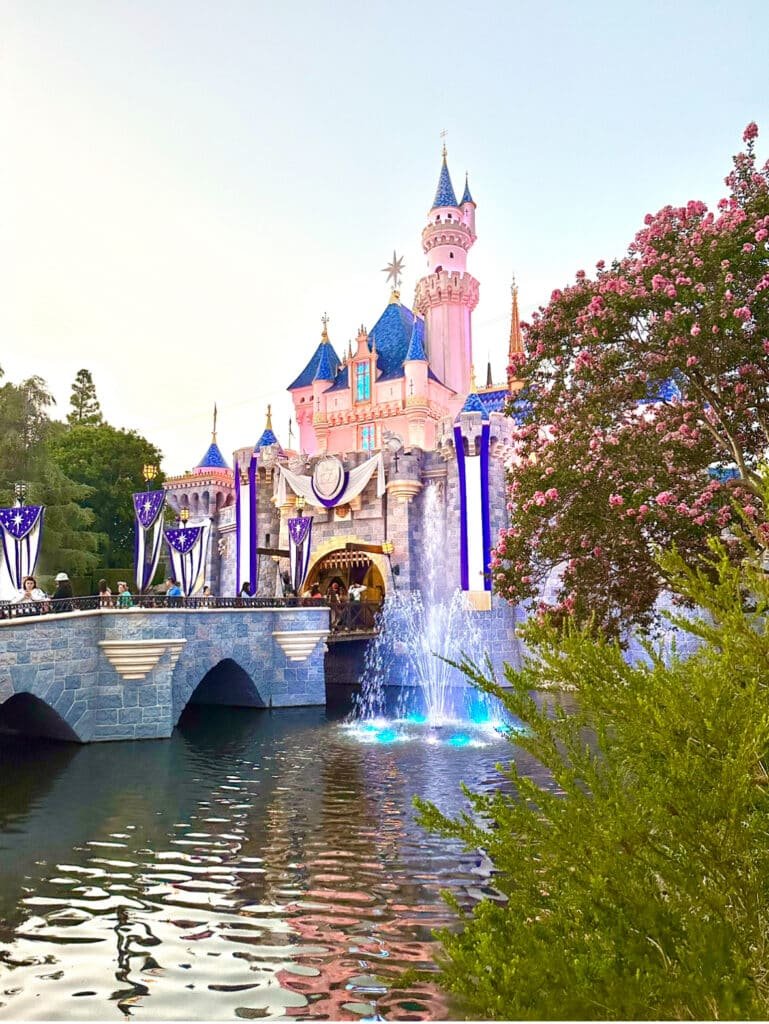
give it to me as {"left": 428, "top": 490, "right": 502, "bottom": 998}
{"left": 416, "top": 538, "right": 769, "bottom": 1020}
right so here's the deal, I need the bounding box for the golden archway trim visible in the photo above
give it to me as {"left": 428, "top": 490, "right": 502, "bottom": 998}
{"left": 304, "top": 532, "right": 390, "bottom": 594}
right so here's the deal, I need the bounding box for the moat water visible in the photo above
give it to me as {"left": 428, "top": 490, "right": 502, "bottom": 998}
{"left": 0, "top": 700, "right": 541, "bottom": 1021}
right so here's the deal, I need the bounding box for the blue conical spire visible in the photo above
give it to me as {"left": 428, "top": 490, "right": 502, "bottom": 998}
{"left": 460, "top": 172, "right": 475, "bottom": 206}
{"left": 313, "top": 339, "right": 336, "bottom": 381}
{"left": 255, "top": 405, "right": 281, "bottom": 449}
{"left": 197, "top": 442, "right": 228, "bottom": 469}
{"left": 431, "top": 151, "right": 458, "bottom": 209}
{"left": 405, "top": 317, "right": 427, "bottom": 361}
{"left": 196, "top": 403, "right": 229, "bottom": 469}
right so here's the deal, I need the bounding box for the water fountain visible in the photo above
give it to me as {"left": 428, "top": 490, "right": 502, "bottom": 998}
{"left": 347, "top": 484, "right": 514, "bottom": 747}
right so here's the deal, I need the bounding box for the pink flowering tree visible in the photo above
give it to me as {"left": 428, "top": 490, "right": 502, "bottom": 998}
{"left": 494, "top": 125, "right": 769, "bottom": 635}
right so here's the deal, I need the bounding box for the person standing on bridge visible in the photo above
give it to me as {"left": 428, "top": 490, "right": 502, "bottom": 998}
{"left": 116, "top": 581, "right": 133, "bottom": 608}
{"left": 97, "top": 578, "right": 113, "bottom": 608}
{"left": 12, "top": 576, "right": 48, "bottom": 607}
{"left": 52, "top": 573, "right": 74, "bottom": 613}
{"left": 328, "top": 581, "right": 345, "bottom": 632}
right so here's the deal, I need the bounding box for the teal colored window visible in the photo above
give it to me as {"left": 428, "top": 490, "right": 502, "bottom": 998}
{"left": 361, "top": 425, "right": 375, "bottom": 451}
{"left": 356, "top": 362, "right": 371, "bottom": 401}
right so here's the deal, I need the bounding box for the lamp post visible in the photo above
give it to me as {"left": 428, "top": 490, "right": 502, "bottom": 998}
{"left": 13, "top": 481, "right": 27, "bottom": 507}
{"left": 143, "top": 463, "right": 158, "bottom": 488}
{"left": 179, "top": 506, "right": 190, "bottom": 529}
{"left": 295, "top": 495, "right": 306, "bottom": 518}
{"left": 382, "top": 540, "right": 397, "bottom": 591}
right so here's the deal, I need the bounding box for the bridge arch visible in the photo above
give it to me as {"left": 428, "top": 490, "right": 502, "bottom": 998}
{"left": 184, "top": 658, "right": 266, "bottom": 710}
{"left": 0, "top": 692, "right": 82, "bottom": 743}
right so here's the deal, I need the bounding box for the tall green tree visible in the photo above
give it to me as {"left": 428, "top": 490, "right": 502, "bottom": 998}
{"left": 416, "top": 496, "right": 769, "bottom": 1020}
{"left": 67, "top": 368, "right": 103, "bottom": 426}
{"left": 48, "top": 423, "right": 164, "bottom": 568}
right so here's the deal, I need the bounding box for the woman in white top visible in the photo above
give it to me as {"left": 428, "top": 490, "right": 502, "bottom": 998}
{"left": 13, "top": 575, "right": 48, "bottom": 603}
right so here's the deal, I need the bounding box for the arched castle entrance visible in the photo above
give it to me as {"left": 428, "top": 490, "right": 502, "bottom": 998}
{"left": 303, "top": 535, "right": 388, "bottom": 605}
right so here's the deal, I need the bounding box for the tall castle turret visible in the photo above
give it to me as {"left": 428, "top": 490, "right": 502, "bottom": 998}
{"left": 413, "top": 147, "right": 480, "bottom": 399}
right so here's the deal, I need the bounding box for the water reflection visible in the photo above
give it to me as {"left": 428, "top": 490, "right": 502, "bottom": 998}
{"left": 0, "top": 703, "right": 529, "bottom": 1020}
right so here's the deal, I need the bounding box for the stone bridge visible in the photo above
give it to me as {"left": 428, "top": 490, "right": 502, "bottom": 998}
{"left": 0, "top": 606, "right": 329, "bottom": 743}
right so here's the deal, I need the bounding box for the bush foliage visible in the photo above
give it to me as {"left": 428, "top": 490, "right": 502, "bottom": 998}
{"left": 416, "top": 525, "right": 769, "bottom": 1019}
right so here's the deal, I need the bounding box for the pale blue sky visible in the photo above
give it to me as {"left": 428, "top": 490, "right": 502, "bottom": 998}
{"left": 2, "top": 0, "right": 768, "bottom": 471}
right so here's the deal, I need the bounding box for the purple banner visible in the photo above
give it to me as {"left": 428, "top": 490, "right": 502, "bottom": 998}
{"left": 133, "top": 490, "right": 165, "bottom": 529}
{"left": 0, "top": 505, "right": 44, "bottom": 593}
{"left": 454, "top": 425, "right": 469, "bottom": 591}
{"left": 165, "top": 526, "right": 203, "bottom": 554}
{"left": 288, "top": 515, "right": 313, "bottom": 593}
{"left": 133, "top": 491, "right": 165, "bottom": 593}
{"left": 248, "top": 454, "right": 258, "bottom": 597}
{"left": 480, "top": 423, "right": 492, "bottom": 591}
{"left": 288, "top": 516, "right": 312, "bottom": 547}
{"left": 0, "top": 505, "right": 43, "bottom": 540}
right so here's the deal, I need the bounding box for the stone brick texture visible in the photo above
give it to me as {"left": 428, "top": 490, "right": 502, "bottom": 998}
{"left": 0, "top": 606, "right": 328, "bottom": 743}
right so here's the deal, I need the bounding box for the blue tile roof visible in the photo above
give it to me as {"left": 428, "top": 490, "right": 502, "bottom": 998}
{"left": 255, "top": 427, "right": 280, "bottom": 449}
{"left": 369, "top": 301, "right": 420, "bottom": 377}
{"left": 460, "top": 174, "right": 475, "bottom": 205}
{"left": 197, "top": 441, "right": 229, "bottom": 469}
{"left": 325, "top": 365, "right": 350, "bottom": 392}
{"left": 313, "top": 342, "right": 337, "bottom": 382}
{"left": 288, "top": 340, "right": 341, "bottom": 390}
{"left": 432, "top": 156, "right": 458, "bottom": 209}
{"left": 708, "top": 463, "right": 740, "bottom": 482}
{"left": 458, "top": 392, "right": 490, "bottom": 420}
{"left": 474, "top": 388, "right": 508, "bottom": 413}
{"left": 509, "top": 396, "right": 531, "bottom": 425}
{"left": 639, "top": 376, "right": 683, "bottom": 404}
{"left": 404, "top": 317, "right": 427, "bottom": 361}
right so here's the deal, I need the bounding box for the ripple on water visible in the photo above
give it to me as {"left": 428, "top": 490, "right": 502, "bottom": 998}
{"left": 0, "top": 706, "right": 525, "bottom": 1020}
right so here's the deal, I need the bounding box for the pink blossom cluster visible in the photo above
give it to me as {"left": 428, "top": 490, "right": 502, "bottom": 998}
{"left": 494, "top": 124, "right": 769, "bottom": 634}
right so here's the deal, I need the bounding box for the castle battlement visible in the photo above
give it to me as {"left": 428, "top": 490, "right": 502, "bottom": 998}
{"left": 413, "top": 269, "right": 479, "bottom": 314}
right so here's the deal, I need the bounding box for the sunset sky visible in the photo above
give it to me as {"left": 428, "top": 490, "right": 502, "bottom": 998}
{"left": 2, "top": 0, "right": 768, "bottom": 471}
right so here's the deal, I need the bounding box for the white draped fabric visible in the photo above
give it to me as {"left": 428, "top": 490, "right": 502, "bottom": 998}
{"left": 276, "top": 452, "right": 385, "bottom": 509}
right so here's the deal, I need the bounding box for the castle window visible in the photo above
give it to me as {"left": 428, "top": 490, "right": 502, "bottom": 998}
{"left": 361, "top": 424, "right": 375, "bottom": 451}
{"left": 449, "top": 251, "right": 454, "bottom": 258}
{"left": 355, "top": 361, "right": 371, "bottom": 402}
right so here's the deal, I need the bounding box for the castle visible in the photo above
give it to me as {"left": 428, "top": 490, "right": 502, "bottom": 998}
{"left": 163, "top": 149, "right": 525, "bottom": 674}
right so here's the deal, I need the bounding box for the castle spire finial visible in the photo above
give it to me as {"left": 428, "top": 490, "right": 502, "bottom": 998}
{"left": 508, "top": 276, "right": 525, "bottom": 391}
{"left": 431, "top": 136, "right": 458, "bottom": 209}
{"left": 265, "top": 404, "right": 273, "bottom": 432}
{"left": 440, "top": 128, "right": 448, "bottom": 160}
{"left": 470, "top": 363, "right": 477, "bottom": 392}
{"left": 321, "top": 312, "right": 329, "bottom": 341}
{"left": 212, "top": 402, "right": 218, "bottom": 441}
{"left": 382, "top": 251, "right": 405, "bottom": 301}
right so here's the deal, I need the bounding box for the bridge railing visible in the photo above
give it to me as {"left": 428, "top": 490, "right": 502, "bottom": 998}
{"left": 0, "top": 595, "right": 332, "bottom": 620}
{"left": 330, "top": 601, "right": 381, "bottom": 634}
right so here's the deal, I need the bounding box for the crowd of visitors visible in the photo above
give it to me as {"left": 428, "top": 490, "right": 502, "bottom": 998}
{"left": 3, "top": 568, "right": 374, "bottom": 630}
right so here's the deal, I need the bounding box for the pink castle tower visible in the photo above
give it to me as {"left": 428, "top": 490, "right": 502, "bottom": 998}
{"left": 287, "top": 148, "right": 480, "bottom": 455}
{"left": 413, "top": 147, "right": 479, "bottom": 399}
